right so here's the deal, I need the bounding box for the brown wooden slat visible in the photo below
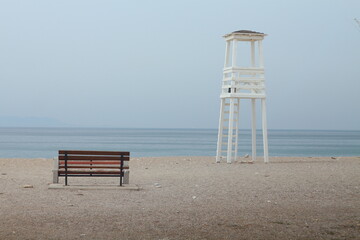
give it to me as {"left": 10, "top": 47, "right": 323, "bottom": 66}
{"left": 59, "top": 161, "right": 125, "bottom": 165}
{"left": 59, "top": 150, "right": 129, "bottom": 156}
{"left": 59, "top": 165, "right": 129, "bottom": 169}
{"left": 58, "top": 156, "right": 129, "bottom": 161}
{"left": 59, "top": 171, "right": 122, "bottom": 175}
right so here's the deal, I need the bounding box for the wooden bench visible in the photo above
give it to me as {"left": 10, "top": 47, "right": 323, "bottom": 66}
{"left": 52, "top": 150, "right": 130, "bottom": 186}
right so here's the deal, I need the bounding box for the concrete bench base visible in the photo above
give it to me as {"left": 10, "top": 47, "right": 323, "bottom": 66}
{"left": 48, "top": 183, "right": 140, "bottom": 190}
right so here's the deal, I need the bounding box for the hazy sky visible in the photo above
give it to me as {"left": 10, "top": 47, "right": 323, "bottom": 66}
{"left": 1, "top": 0, "right": 359, "bottom": 130}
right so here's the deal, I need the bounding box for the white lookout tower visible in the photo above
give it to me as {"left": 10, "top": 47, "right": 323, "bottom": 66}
{"left": 216, "top": 30, "right": 269, "bottom": 164}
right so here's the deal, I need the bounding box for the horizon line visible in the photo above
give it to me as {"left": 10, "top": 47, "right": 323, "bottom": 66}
{"left": 0, "top": 126, "right": 359, "bottom": 131}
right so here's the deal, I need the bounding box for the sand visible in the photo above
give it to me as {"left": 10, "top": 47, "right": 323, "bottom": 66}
{"left": 0, "top": 156, "right": 359, "bottom": 240}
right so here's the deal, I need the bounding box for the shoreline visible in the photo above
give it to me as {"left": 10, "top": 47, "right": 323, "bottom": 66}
{"left": 2, "top": 155, "right": 360, "bottom": 160}
{"left": 0, "top": 156, "right": 359, "bottom": 239}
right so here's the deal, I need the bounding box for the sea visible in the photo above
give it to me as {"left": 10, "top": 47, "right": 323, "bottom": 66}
{"left": 0, "top": 127, "right": 359, "bottom": 158}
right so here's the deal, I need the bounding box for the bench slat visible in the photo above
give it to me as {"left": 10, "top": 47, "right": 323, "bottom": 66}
{"left": 59, "top": 150, "right": 129, "bottom": 156}
{"left": 59, "top": 171, "right": 122, "bottom": 175}
{"left": 59, "top": 165, "right": 129, "bottom": 169}
{"left": 59, "top": 161, "right": 127, "bottom": 165}
{"left": 59, "top": 175, "right": 121, "bottom": 177}
{"left": 59, "top": 156, "right": 130, "bottom": 161}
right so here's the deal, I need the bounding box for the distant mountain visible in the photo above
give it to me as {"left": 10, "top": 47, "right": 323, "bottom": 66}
{"left": 0, "top": 116, "right": 70, "bottom": 127}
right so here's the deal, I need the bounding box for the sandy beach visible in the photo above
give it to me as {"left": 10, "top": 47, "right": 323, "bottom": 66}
{"left": 0, "top": 156, "right": 359, "bottom": 240}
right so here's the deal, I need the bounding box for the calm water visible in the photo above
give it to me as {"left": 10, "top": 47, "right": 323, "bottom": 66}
{"left": 0, "top": 127, "right": 359, "bottom": 158}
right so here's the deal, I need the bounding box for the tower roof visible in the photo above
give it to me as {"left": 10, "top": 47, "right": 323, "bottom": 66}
{"left": 223, "top": 30, "right": 267, "bottom": 40}
{"left": 232, "top": 30, "right": 265, "bottom": 35}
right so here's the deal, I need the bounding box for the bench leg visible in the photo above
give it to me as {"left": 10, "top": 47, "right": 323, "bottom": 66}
{"left": 123, "top": 170, "right": 130, "bottom": 184}
{"left": 52, "top": 157, "right": 59, "bottom": 184}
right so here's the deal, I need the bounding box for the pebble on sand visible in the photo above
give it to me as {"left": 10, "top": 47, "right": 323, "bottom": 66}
{"left": 23, "top": 185, "right": 33, "bottom": 188}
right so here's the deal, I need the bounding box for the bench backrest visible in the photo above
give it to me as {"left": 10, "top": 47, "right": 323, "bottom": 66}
{"left": 58, "top": 150, "right": 130, "bottom": 186}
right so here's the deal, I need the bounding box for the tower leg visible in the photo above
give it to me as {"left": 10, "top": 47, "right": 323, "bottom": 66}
{"left": 261, "top": 98, "right": 269, "bottom": 163}
{"left": 251, "top": 99, "right": 256, "bottom": 162}
{"left": 234, "top": 98, "right": 240, "bottom": 163}
{"left": 216, "top": 98, "right": 225, "bottom": 163}
{"left": 227, "top": 98, "right": 235, "bottom": 163}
